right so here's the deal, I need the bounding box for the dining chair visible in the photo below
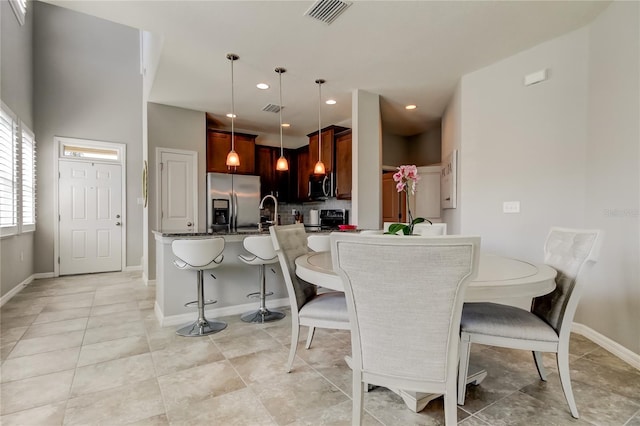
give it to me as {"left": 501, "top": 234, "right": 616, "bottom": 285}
{"left": 269, "top": 224, "right": 350, "bottom": 372}
{"left": 307, "top": 234, "right": 331, "bottom": 252}
{"left": 332, "top": 233, "right": 481, "bottom": 425}
{"left": 457, "top": 227, "right": 603, "bottom": 419}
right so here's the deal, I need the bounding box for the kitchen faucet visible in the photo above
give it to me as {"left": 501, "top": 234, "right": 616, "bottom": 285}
{"left": 259, "top": 194, "right": 278, "bottom": 227}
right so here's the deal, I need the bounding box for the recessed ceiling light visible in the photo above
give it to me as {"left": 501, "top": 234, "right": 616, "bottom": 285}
{"left": 326, "top": 99, "right": 337, "bottom": 105}
{"left": 226, "top": 113, "right": 237, "bottom": 118}
{"left": 281, "top": 123, "right": 290, "bottom": 128}
{"left": 256, "top": 83, "right": 269, "bottom": 90}
{"left": 405, "top": 104, "right": 417, "bottom": 110}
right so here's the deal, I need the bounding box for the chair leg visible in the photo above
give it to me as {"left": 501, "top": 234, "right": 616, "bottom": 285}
{"left": 352, "top": 371, "right": 364, "bottom": 425}
{"left": 557, "top": 349, "right": 579, "bottom": 418}
{"left": 444, "top": 391, "right": 457, "bottom": 426}
{"left": 287, "top": 323, "right": 299, "bottom": 373}
{"left": 305, "top": 326, "right": 316, "bottom": 349}
{"left": 457, "top": 333, "right": 471, "bottom": 405}
{"left": 533, "top": 350, "right": 547, "bottom": 381}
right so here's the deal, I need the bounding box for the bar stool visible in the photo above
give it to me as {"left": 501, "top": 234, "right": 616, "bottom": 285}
{"left": 238, "top": 236, "right": 286, "bottom": 323}
{"left": 172, "top": 238, "right": 227, "bottom": 336}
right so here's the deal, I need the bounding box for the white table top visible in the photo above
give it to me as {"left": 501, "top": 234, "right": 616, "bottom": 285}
{"left": 295, "top": 251, "right": 557, "bottom": 301}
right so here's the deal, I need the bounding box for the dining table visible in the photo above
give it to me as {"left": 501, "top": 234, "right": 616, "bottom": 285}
{"left": 295, "top": 250, "right": 557, "bottom": 412}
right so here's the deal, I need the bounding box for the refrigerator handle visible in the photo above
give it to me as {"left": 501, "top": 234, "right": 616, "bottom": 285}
{"left": 229, "top": 191, "right": 234, "bottom": 231}
{"left": 233, "top": 192, "right": 239, "bottom": 230}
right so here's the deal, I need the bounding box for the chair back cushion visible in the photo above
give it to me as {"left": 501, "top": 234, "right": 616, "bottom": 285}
{"left": 243, "top": 235, "right": 277, "bottom": 261}
{"left": 332, "top": 233, "right": 480, "bottom": 384}
{"left": 270, "top": 224, "right": 318, "bottom": 310}
{"left": 307, "top": 234, "right": 331, "bottom": 252}
{"left": 171, "top": 238, "right": 225, "bottom": 268}
{"left": 413, "top": 223, "right": 447, "bottom": 236}
{"left": 532, "top": 227, "right": 602, "bottom": 331}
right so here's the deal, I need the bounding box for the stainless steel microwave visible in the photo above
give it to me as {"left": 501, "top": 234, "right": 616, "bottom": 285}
{"left": 308, "top": 173, "right": 333, "bottom": 200}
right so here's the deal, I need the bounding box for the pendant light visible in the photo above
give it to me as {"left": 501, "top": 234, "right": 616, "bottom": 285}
{"left": 313, "top": 79, "right": 326, "bottom": 175}
{"left": 275, "top": 67, "right": 289, "bottom": 171}
{"left": 225, "top": 53, "right": 240, "bottom": 168}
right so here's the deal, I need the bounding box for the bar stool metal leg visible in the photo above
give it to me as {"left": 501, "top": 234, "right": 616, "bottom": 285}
{"left": 241, "top": 265, "right": 285, "bottom": 323}
{"left": 177, "top": 270, "right": 227, "bottom": 336}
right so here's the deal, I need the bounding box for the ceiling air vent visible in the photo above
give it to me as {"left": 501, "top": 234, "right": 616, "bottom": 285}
{"left": 304, "top": 0, "right": 352, "bottom": 25}
{"left": 262, "top": 104, "right": 282, "bottom": 113}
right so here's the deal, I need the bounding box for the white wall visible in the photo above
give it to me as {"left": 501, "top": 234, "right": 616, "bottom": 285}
{"left": 460, "top": 27, "right": 589, "bottom": 261}
{"left": 147, "top": 102, "right": 206, "bottom": 280}
{"left": 448, "top": 1, "right": 639, "bottom": 354}
{"left": 1, "top": 0, "right": 35, "bottom": 297}
{"left": 352, "top": 89, "right": 382, "bottom": 229}
{"left": 578, "top": 1, "right": 640, "bottom": 354}
{"left": 33, "top": 2, "right": 143, "bottom": 273}
{"left": 441, "top": 84, "right": 462, "bottom": 234}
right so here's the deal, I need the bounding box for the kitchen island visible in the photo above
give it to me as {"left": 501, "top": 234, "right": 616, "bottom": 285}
{"left": 153, "top": 230, "right": 289, "bottom": 327}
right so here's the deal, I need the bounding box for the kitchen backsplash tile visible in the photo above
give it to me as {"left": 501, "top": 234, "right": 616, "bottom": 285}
{"left": 279, "top": 200, "right": 351, "bottom": 226}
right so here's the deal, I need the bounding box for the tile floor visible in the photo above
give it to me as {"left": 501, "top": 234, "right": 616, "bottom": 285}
{"left": 1, "top": 271, "right": 639, "bottom": 425}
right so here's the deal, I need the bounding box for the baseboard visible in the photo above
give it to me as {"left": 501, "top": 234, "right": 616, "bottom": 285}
{"left": 33, "top": 272, "right": 55, "bottom": 279}
{"left": 0, "top": 274, "right": 34, "bottom": 306}
{"left": 572, "top": 322, "right": 640, "bottom": 370}
{"left": 145, "top": 278, "right": 156, "bottom": 288}
{"left": 155, "top": 297, "right": 290, "bottom": 327}
{"left": 123, "top": 265, "right": 142, "bottom": 272}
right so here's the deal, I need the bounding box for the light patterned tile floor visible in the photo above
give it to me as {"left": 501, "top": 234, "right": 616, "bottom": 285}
{"left": 0, "top": 271, "right": 638, "bottom": 425}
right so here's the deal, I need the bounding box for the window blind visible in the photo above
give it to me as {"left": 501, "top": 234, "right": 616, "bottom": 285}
{"left": 21, "top": 125, "right": 36, "bottom": 231}
{"left": 0, "top": 107, "right": 18, "bottom": 234}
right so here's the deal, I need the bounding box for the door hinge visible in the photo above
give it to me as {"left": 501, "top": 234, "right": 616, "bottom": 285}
{"left": 59, "top": 215, "right": 60, "bottom": 222}
{"left": 160, "top": 162, "right": 164, "bottom": 171}
{"left": 57, "top": 257, "right": 60, "bottom": 264}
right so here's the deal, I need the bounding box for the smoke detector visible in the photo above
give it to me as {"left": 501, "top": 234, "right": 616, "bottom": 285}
{"left": 304, "top": 0, "right": 352, "bottom": 25}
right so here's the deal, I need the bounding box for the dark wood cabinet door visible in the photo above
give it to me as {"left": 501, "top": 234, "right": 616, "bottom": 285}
{"left": 382, "top": 172, "right": 406, "bottom": 223}
{"left": 308, "top": 130, "right": 334, "bottom": 173}
{"left": 207, "top": 131, "right": 231, "bottom": 173}
{"left": 297, "top": 146, "right": 309, "bottom": 201}
{"left": 206, "top": 130, "right": 256, "bottom": 174}
{"left": 255, "top": 146, "right": 275, "bottom": 198}
{"left": 335, "top": 131, "right": 352, "bottom": 199}
{"left": 234, "top": 134, "right": 256, "bottom": 174}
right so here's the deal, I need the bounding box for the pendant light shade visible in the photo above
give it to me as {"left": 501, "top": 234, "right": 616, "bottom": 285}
{"left": 275, "top": 67, "right": 289, "bottom": 172}
{"left": 313, "top": 78, "right": 326, "bottom": 175}
{"left": 226, "top": 53, "right": 240, "bottom": 168}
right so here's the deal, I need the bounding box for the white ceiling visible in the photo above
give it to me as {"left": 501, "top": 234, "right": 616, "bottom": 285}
{"left": 45, "top": 0, "right": 609, "bottom": 146}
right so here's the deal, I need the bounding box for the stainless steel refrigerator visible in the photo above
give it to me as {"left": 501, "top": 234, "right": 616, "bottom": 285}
{"left": 206, "top": 173, "right": 261, "bottom": 232}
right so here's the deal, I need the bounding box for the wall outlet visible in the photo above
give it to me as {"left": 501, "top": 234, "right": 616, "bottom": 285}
{"left": 503, "top": 201, "right": 521, "bottom": 214}
{"left": 292, "top": 209, "right": 296, "bottom": 215}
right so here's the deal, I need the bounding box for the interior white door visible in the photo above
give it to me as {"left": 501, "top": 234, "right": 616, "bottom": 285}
{"left": 59, "top": 160, "right": 122, "bottom": 275}
{"left": 159, "top": 149, "right": 197, "bottom": 232}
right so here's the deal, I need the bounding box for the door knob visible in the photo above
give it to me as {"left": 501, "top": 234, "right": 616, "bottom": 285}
{"left": 116, "top": 222, "right": 121, "bottom": 226}
{"left": 116, "top": 214, "right": 121, "bottom": 218}
{"left": 187, "top": 222, "right": 193, "bottom": 227}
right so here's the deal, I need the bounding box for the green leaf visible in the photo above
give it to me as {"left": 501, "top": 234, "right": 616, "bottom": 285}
{"left": 387, "top": 223, "right": 409, "bottom": 235}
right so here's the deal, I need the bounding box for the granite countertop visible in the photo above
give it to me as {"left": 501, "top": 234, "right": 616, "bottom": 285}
{"left": 153, "top": 227, "right": 334, "bottom": 239}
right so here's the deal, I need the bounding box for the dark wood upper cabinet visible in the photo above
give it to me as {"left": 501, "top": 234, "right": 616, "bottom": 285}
{"left": 296, "top": 145, "right": 310, "bottom": 201}
{"left": 255, "top": 145, "right": 295, "bottom": 202}
{"left": 206, "top": 129, "right": 256, "bottom": 174}
{"left": 335, "top": 130, "right": 352, "bottom": 199}
{"left": 307, "top": 125, "right": 349, "bottom": 175}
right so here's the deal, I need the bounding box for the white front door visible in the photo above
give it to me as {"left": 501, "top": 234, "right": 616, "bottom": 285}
{"left": 59, "top": 160, "right": 122, "bottom": 275}
{"left": 158, "top": 149, "right": 197, "bottom": 232}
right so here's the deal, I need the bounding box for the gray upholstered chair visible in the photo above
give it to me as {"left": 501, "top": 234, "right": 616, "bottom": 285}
{"left": 332, "top": 233, "right": 481, "bottom": 425}
{"left": 457, "top": 227, "right": 603, "bottom": 419}
{"left": 269, "top": 224, "right": 350, "bottom": 373}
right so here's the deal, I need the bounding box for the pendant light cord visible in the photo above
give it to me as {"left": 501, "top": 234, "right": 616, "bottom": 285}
{"left": 230, "top": 56, "right": 235, "bottom": 152}
{"left": 279, "top": 70, "right": 284, "bottom": 157}
{"left": 317, "top": 80, "right": 322, "bottom": 162}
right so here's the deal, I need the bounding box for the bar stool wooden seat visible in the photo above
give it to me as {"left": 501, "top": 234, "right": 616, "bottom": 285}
{"left": 238, "top": 236, "right": 286, "bottom": 323}
{"left": 172, "top": 238, "right": 227, "bottom": 336}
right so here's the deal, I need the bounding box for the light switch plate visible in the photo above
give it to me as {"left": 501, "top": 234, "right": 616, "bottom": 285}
{"left": 503, "top": 201, "right": 520, "bottom": 213}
